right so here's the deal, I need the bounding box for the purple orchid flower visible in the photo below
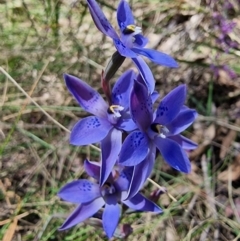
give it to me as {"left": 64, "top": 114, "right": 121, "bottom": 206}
{"left": 58, "top": 160, "right": 162, "bottom": 238}
{"left": 64, "top": 70, "right": 136, "bottom": 185}
{"left": 86, "top": 0, "right": 178, "bottom": 93}
{"left": 119, "top": 81, "right": 197, "bottom": 198}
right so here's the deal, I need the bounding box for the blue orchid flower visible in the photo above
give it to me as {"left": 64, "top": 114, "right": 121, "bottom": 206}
{"left": 64, "top": 70, "right": 136, "bottom": 185}
{"left": 58, "top": 160, "right": 162, "bottom": 239}
{"left": 86, "top": 0, "right": 178, "bottom": 93}
{"left": 119, "top": 81, "right": 197, "bottom": 198}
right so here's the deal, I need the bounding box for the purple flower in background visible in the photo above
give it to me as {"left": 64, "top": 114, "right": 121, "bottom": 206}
{"left": 211, "top": 64, "right": 237, "bottom": 79}
{"left": 119, "top": 81, "right": 197, "bottom": 198}
{"left": 210, "top": 5, "right": 238, "bottom": 79}
{"left": 212, "top": 11, "right": 238, "bottom": 52}
{"left": 222, "top": 65, "right": 237, "bottom": 79}
{"left": 86, "top": 0, "right": 178, "bottom": 93}
{"left": 58, "top": 160, "right": 162, "bottom": 238}
{"left": 64, "top": 70, "right": 136, "bottom": 185}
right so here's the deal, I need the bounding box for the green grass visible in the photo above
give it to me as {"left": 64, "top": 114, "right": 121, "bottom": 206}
{"left": 1, "top": 0, "right": 240, "bottom": 240}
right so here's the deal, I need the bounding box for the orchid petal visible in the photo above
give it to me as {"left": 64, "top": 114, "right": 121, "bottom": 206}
{"left": 117, "top": 0, "right": 135, "bottom": 31}
{"left": 118, "top": 116, "right": 137, "bottom": 132}
{"left": 132, "top": 47, "right": 178, "bottom": 68}
{"left": 134, "top": 35, "right": 148, "bottom": 48}
{"left": 87, "top": 0, "right": 118, "bottom": 39}
{"left": 169, "top": 135, "right": 198, "bottom": 150}
{"left": 151, "top": 90, "right": 160, "bottom": 104}
{"left": 84, "top": 160, "right": 100, "bottom": 180}
{"left": 167, "top": 109, "right": 198, "bottom": 135}
{"left": 119, "top": 131, "right": 149, "bottom": 166}
{"left": 155, "top": 85, "right": 187, "bottom": 125}
{"left": 58, "top": 180, "right": 100, "bottom": 203}
{"left": 114, "top": 39, "right": 137, "bottom": 58}
{"left": 115, "top": 167, "right": 133, "bottom": 192}
{"left": 130, "top": 80, "right": 153, "bottom": 132}
{"left": 123, "top": 193, "right": 162, "bottom": 213}
{"left": 179, "top": 105, "right": 189, "bottom": 112}
{"left": 155, "top": 137, "right": 191, "bottom": 173}
{"left": 100, "top": 128, "right": 122, "bottom": 185}
{"left": 126, "top": 144, "right": 156, "bottom": 199}
{"left": 70, "top": 116, "right": 112, "bottom": 145}
{"left": 64, "top": 74, "right": 108, "bottom": 118}
{"left": 112, "top": 69, "right": 135, "bottom": 108}
{"left": 132, "top": 56, "right": 155, "bottom": 93}
{"left": 103, "top": 196, "right": 120, "bottom": 238}
{"left": 59, "top": 198, "right": 105, "bottom": 230}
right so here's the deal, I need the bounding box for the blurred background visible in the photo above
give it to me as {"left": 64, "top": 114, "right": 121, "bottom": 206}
{"left": 0, "top": 0, "right": 240, "bottom": 240}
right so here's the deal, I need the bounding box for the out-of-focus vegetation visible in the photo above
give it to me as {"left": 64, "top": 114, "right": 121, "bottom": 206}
{"left": 0, "top": 0, "right": 240, "bottom": 240}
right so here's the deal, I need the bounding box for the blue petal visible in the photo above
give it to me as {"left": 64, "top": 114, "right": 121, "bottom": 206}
{"left": 70, "top": 116, "right": 112, "bottom": 145}
{"left": 58, "top": 180, "right": 100, "bottom": 203}
{"left": 114, "top": 167, "right": 133, "bottom": 192}
{"left": 151, "top": 90, "right": 160, "bottom": 104}
{"left": 117, "top": 0, "right": 135, "bottom": 31}
{"left": 167, "top": 109, "right": 198, "bottom": 135}
{"left": 114, "top": 39, "right": 137, "bottom": 58}
{"left": 117, "top": 115, "right": 137, "bottom": 132}
{"left": 132, "top": 56, "right": 155, "bottom": 93}
{"left": 119, "top": 131, "right": 149, "bottom": 166}
{"left": 132, "top": 48, "right": 178, "bottom": 68}
{"left": 154, "top": 137, "right": 191, "bottom": 173}
{"left": 100, "top": 128, "right": 122, "bottom": 185}
{"left": 103, "top": 197, "right": 120, "bottom": 238}
{"left": 59, "top": 198, "right": 105, "bottom": 230}
{"left": 169, "top": 135, "right": 198, "bottom": 150}
{"left": 87, "top": 0, "right": 118, "bottom": 39}
{"left": 134, "top": 35, "right": 148, "bottom": 48}
{"left": 64, "top": 74, "right": 108, "bottom": 118}
{"left": 84, "top": 160, "right": 100, "bottom": 180}
{"left": 155, "top": 85, "right": 187, "bottom": 125}
{"left": 123, "top": 193, "right": 162, "bottom": 213}
{"left": 130, "top": 80, "right": 153, "bottom": 132}
{"left": 126, "top": 144, "right": 156, "bottom": 199}
{"left": 112, "top": 69, "right": 135, "bottom": 108}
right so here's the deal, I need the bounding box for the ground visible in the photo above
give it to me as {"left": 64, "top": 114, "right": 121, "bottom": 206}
{"left": 0, "top": 0, "right": 240, "bottom": 240}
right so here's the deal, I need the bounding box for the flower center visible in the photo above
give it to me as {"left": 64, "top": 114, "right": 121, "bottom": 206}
{"left": 123, "top": 24, "right": 142, "bottom": 36}
{"left": 151, "top": 124, "right": 169, "bottom": 138}
{"left": 101, "top": 183, "right": 116, "bottom": 196}
{"left": 121, "top": 25, "right": 142, "bottom": 48}
{"left": 108, "top": 105, "right": 124, "bottom": 118}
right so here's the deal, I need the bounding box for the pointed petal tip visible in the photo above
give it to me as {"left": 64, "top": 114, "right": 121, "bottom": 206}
{"left": 63, "top": 73, "right": 76, "bottom": 84}
{"left": 69, "top": 136, "right": 79, "bottom": 146}
{"left": 153, "top": 206, "right": 163, "bottom": 214}
{"left": 58, "top": 225, "right": 66, "bottom": 231}
{"left": 184, "top": 163, "right": 192, "bottom": 174}
{"left": 193, "top": 110, "right": 198, "bottom": 119}
{"left": 170, "top": 60, "right": 179, "bottom": 68}
{"left": 179, "top": 83, "right": 187, "bottom": 92}
{"left": 175, "top": 159, "right": 191, "bottom": 174}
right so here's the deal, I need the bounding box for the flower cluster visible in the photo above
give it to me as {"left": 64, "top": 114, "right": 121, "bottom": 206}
{"left": 58, "top": 0, "right": 197, "bottom": 238}
{"left": 211, "top": 0, "right": 238, "bottom": 79}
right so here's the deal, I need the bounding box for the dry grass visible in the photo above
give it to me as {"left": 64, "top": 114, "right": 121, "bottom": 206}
{"left": 0, "top": 0, "right": 240, "bottom": 240}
